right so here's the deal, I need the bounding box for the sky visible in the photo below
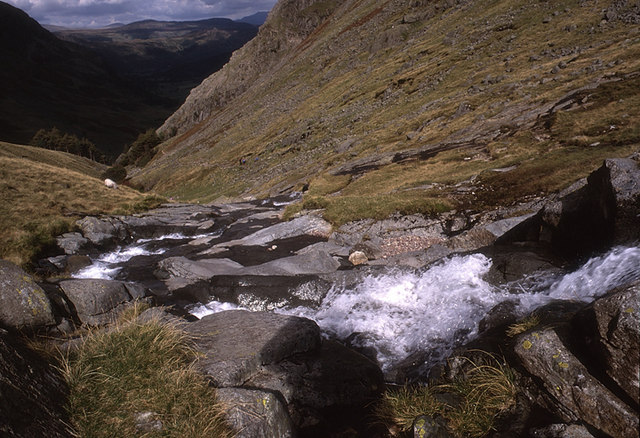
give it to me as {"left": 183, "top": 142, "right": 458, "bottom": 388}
{"left": 5, "top": 0, "right": 277, "bottom": 28}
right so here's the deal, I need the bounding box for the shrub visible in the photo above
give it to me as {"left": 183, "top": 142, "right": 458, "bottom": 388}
{"left": 30, "top": 128, "right": 105, "bottom": 163}
{"left": 102, "top": 165, "right": 128, "bottom": 184}
{"left": 118, "top": 129, "right": 162, "bottom": 167}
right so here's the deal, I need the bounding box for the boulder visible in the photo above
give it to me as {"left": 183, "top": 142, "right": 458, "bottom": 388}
{"left": 56, "top": 232, "right": 89, "bottom": 255}
{"left": 0, "top": 330, "right": 71, "bottom": 437}
{"left": 529, "top": 423, "right": 597, "bottom": 438}
{"left": 58, "top": 279, "right": 140, "bottom": 326}
{"left": 158, "top": 257, "right": 243, "bottom": 284}
{"left": 187, "top": 310, "right": 321, "bottom": 386}
{"left": 76, "top": 216, "right": 127, "bottom": 248}
{"left": 216, "top": 388, "right": 294, "bottom": 438}
{"left": 0, "top": 260, "right": 56, "bottom": 330}
{"left": 514, "top": 327, "right": 638, "bottom": 438}
{"left": 574, "top": 283, "right": 640, "bottom": 403}
{"left": 238, "top": 251, "right": 340, "bottom": 276}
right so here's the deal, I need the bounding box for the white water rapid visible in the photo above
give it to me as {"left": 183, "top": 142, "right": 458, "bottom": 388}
{"left": 191, "top": 246, "right": 640, "bottom": 371}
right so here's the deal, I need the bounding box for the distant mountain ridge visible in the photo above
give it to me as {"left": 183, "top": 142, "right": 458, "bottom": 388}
{"left": 237, "top": 11, "right": 269, "bottom": 26}
{"left": 0, "top": 1, "right": 258, "bottom": 157}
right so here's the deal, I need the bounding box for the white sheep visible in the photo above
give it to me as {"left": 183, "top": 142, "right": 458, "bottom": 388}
{"left": 104, "top": 178, "right": 118, "bottom": 189}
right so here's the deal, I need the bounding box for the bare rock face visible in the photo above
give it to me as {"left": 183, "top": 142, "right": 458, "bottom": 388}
{"left": 514, "top": 327, "right": 638, "bottom": 438}
{"left": 0, "top": 330, "right": 71, "bottom": 437}
{"left": 0, "top": 260, "right": 56, "bottom": 330}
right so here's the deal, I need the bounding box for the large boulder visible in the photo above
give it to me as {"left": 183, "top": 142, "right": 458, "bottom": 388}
{"left": 187, "top": 310, "right": 321, "bottom": 387}
{"left": 58, "top": 279, "right": 146, "bottom": 326}
{"left": 76, "top": 216, "right": 127, "bottom": 248}
{"left": 573, "top": 282, "right": 640, "bottom": 404}
{"left": 0, "top": 260, "right": 56, "bottom": 330}
{"left": 216, "top": 388, "right": 294, "bottom": 438}
{"left": 514, "top": 327, "right": 638, "bottom": 438}
{"left": 55, "top": 232, "right": 89, "bottom": 255}
{"left": 0, "top": 330, "right": 71, "bottom": 437}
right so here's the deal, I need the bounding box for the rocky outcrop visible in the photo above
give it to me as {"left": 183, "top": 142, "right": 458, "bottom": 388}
{"left": 58, "top": 279, "right": 149, "bottom": 326}
{"left": 0, "top": 330, "right": 70, "bottom": 437}
{"left": 187, "top": 310, "right": 383, "bottom": 435}
{"left": 0, "top": 260, "right": 56, "bottom": 330}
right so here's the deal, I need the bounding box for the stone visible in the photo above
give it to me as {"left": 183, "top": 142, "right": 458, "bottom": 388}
{"left": 76, "top": 216, "right": 127, "bottom": 247}
{"left": 56, "top": 232, "right": 89, "bottom": 255}
{"left": 0, "top": 331, "right": 70, "bottom": 437}
{"left": 216, "top": 388, "right": 294, "bottom": 438}
{"left": 0, "top": 260, "right": 56, "bottom": 330}
{"left": 575, "top": 283, "right": 640, "bottom": 403}
{"left": 349, "top": 251, "right": 368, "bottom": 266}
{"left": 239, "top": 251, "right": 340, "bottom": 276}
{"left": 529, "top": 423, "right": 597, "bottom": 438}
{"left": 158, "top": 257, "right": 243, "bottom": 284}
{"left": 58, "top": 279, "right": 135, "bottom": 326}
{"left": 134, "top": 411, "right": 163, "bottom": 433}
{"left": 514, "top": 327, "right": 638, "bottom": 437}
{"left": 187, "top": 310, "right": 321, "bottom": 387}
{"left": 245, "top": 340, "right": 384, "bottom": 431}
{"left": 64, "top": 255, "right": 92, "bottom": 274}
{"left": 413, "top": 415, "right": 451, "bottom": 438}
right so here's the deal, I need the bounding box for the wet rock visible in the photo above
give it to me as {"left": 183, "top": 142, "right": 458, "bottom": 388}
{"left": 478, "top": 301, "right": 518, "bottom": 333}
{"left": 58, "top": 279, "right": 140, "bottom": 326}
{"left": 158, "top": 257, "right": 244, "bottom": 291}
{"left": 64, "top": 255, "right": 92, "bottom": 274}
{"left": 0, "top": 260, "right": 56, "bottom": 330}
{"left": 187, "top": 310, "right": 321, "bottom": 387}
{"left": 514, "top": 327, "right": 638, "bottom": 438}
{"left": 206, "top": 215, "right": 332, "bottom": 252}
{"left": 238, "top": 251, "right": 340, "bottom": 276}
{"left": 216, "top": 388, "right": 294, "bottom": 438}
{"left": 0, "top": 330, "right": 71, "bottom": 437}
{"left": 56, "top": 232, "right": 89, "bottom": 255}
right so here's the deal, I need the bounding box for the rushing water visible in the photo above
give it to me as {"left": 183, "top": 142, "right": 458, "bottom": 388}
{"left": 190, "top": 246, "right": 640, "bottom": 371}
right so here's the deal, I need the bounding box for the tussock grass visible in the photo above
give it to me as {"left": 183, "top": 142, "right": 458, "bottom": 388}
{"left": 0, "top": 142, "right": 161, "bottom": 267}
{"left": 506, "top": 313, "right": 540, "bottom": 337}
{"left": 60, "top": 307, "right": 234, "bottom": 438}
{"left": 375, "top": 352, "right": 516, "bottom": 438}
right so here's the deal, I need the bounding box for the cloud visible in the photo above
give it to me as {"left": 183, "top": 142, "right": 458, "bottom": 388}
{"left": 5, "top": 0, "right": 277, "bottom": 28}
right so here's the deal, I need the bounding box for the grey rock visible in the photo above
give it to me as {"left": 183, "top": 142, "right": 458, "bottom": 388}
{"left": 56, "top": 232, "right": 88, "bottom": 255}
{"left": 413, "top": 415, "right": 451, "bottom": 438}
{"left": 0, "top": 331, "right": 71, "bottom": 437}
{"left": 296, "top": 241, "right": 351, "bottom": 258}
{"left": 216, "top": 388, "right": 294, "bottom": 438}
{"left": 58, "top": 279, "right": 135, "bottom": 326}
{"left": 187, "top": 310, "right": 321, "bottom": 386}
{"left": 207, "top": 215, "right": 332, "bottom": 251}
{"left": 76, "top": 216, "right": 127, "bottom": 247}
{"left": 589, "top": 283, "right": 639, "bottom": 403}
{"left": 64, "top": 255, "right": 92, "bottom": 274}
{"left": 159, "top": 257, "right": 243, "bottom": 282}
{"left": 0, "top": 260, "right": 56, "bottom": 329}
{"left": 529, "top": 423, "right": 596, "bottom": 438}
{"left": 349, "top": 251, "right": 368, "bottom": 266}
{"left": 134, "top": 411, "right": 163, "bottom": 433}
{"left": 238, "top": 251, "right": 340, "bottom": 276}
{"left": 245, "top": 340, "right": 384, "bottom": 429}
{"left": 514, "top": 327, "right": 638, "bottom": 438}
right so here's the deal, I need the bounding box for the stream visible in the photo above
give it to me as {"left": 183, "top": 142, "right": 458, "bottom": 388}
{"left": 72, "top": 214, "right": 640, "bottom": 372}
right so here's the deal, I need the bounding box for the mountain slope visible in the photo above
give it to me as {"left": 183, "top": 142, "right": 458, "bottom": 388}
{"left": 54, "top": 18, "right": 258, "bottom": 103}
{"left": 0, "top": 2, "right": 178, "bottom": 157}
{"left": 136, "top": 0, "right": 640, "bottom": 215}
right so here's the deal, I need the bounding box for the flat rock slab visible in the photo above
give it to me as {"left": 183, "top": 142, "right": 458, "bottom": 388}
{"left": 0, "top": 260, "right": 55, "bottom": 329}
{"left": 187, "top": 310, "right": 321, "bottom": 387}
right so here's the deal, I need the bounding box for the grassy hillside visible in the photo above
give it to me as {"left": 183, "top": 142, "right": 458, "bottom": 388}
{"left": 0, "top": 142, "right": 155, "bottom": 266}
{"left": 134, "top": 0, "right": 640, "bottom": 220}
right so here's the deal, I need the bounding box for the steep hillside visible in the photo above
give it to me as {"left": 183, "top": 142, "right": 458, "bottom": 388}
{"left": 0, "top": 142, "right": 151, "bottom": 266}
{"left": 0, "top": 1, "right": 172, "bottom": 158}
{"left": 136, "top": 0, "right": 640, "bottom": 218}
{"left": 54, "top": 18, "right": 258, "bottom": 103}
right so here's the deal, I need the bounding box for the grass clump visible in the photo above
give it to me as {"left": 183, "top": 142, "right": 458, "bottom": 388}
{"left": 375, "top": 352, "right": 516, "bottom": 437}
{"left": 506, "top": 313, "right": 540, "bottom": 337}
{"left": 61, "top": 310, "right": 234, "bottom": 438}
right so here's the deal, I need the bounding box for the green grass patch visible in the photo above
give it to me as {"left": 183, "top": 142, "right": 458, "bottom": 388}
{"left": 375, "top": 352, "right": 516, "bottom": 437}
{"left": 61, "top": 310, "right": 233, "bottom": 438}
{"left": 303, "top": 192, "right": 453, "bottom": 226}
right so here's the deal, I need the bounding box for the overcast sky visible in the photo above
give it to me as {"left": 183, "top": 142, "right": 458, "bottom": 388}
{"left": 6, "top": 0, "right": 277, "bottom": 28}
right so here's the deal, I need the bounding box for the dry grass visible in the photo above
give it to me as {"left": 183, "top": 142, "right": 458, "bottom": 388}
{"left": 0, "top": 142, "right": 156, "bottom": 267}
{"left": 59, "top": 306, "right": 234, "bottom": 438}
{"left": 506, "top": 313, "right": 541, "bottom": 337}
{"left": 375, "top": 352, "right": 516, "bottom": 438}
